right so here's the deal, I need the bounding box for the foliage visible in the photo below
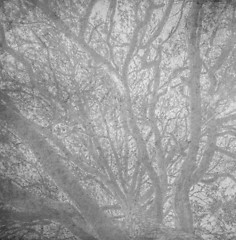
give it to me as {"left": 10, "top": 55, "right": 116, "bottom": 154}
{"left": 0, "top": 0, "right": 236, "bottom": 239}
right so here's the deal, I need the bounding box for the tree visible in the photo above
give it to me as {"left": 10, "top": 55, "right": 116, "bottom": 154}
{"left": 0, "top": 0, "right": 236, "bottom": 239}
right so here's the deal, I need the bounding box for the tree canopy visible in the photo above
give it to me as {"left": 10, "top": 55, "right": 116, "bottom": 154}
{"left": 0, "top": 0, "right": 236, "bottom": 240}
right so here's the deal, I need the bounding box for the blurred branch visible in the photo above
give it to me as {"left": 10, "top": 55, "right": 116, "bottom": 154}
{"left": 0, "top": 175, "right": 98, "bottom": 240}
{"left": 201, "top": 172, "right": 236, "bottom": 184}
{"left": 216, "top": 113, "right": 236, "bottom": 124}
{"left": 215, "top": 146, "right": 236, "bottom": 159}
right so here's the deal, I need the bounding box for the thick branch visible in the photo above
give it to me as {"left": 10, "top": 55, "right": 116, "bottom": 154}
{"left": 174, "top": 0, "right": 203, "bottom": 233}
{"left": 0, "top": 94, "right": 130, "bottom": 240}
{"left": 0, "top": 176, "right": 97, "bottom": 240}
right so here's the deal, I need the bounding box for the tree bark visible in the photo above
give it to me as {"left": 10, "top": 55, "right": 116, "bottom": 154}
{"left": 173, "top": 0, "right": 203, "bottom": 233}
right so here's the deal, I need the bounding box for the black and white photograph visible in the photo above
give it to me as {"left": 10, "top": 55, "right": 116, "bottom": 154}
{"left": 0, "top": 0, "right": 236, "bottom": 239}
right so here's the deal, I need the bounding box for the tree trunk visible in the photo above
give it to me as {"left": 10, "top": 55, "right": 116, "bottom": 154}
{"left": 173, "top": 0, "right": 203, "bottom": 233}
